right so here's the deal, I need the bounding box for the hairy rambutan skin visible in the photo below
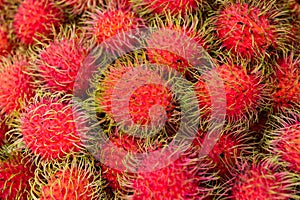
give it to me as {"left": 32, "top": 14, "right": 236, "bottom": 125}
{"left": 13, "top": 0, "right": 64, "bottom": 45}
{"left": 268, "top": 113, "right": 300, "bottom": 174}
{"left": 35, "top": 31, "right": 89, "bottom": 94}
{"left": 270, "top": 54, "right": 300, "bottom": 111}
{"left": 146, "top": 16, "right": 209, "bottom": 75}
{"left": 195, "top": 63, "right": 264, "bottom": 122}
{"left": 0, "top": 152, "right": 36, "bottom": 200}
{"left": 96, "top": 58, "right": 175, "bottom": 127}
{"left": 86, "top": 6, "right": 144, "bottom": 46}
{"left": 20, "top": 95, "right": 84, "bottom": 160}
{"left": 193, "top": 124, "right": 255, "bottom": 180}
{"left": 56, "top": 0, "right": 100, "bottom": 15}
{"left": 0, "top": 27, "right": 12, "bottom": 57}
{"left": 120, "top": 150, "right": 213, "bottom": 200}
{"left": 214, "top": 2, "right": 277, "bottom": 59}
{"left": 0, "top": 56, "right": 36, "bottom": 116}
{"left": 40, "top": 168, "right": 93, "bottom": 200}
{"left": 33, "top": 156, "right": 105, "bottom": 200}
{"left": 0, "top": 115, "right": 8, "bottom": 146}
{"left": 231, "top": 159, "right": 298, "bottom": 200}
{"left": 130, "top": 0, "right": 200, "bottom": 18}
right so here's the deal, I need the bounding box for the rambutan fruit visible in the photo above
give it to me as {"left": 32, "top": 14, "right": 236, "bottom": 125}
{"left": 34, "top": 25, "right": 90, "bottom": 94}
{"left": 268, "top": 112, "right": 300, "bottom": 174}
{"left": 270, "top": 53, "right": 300, "bottom": 112}
{"left": 100, "top": 130, "right": 142, "bottom": 190}
{"left": 130, "top": 0, "right": 201, "bottom": 18}
{"left": 13, "top": 0, "right": 64, "bottom": 45}
{"left": 193, "top": 124, "right": 255, "bottom": 180}
{"left": 56, "top": 0, "right": 100, "bottom": 16}
{"left": 19, "top": 94, "right": 85, "bottom": 160}
{"left": 95, "top": 54, "right": 177, "bottom": 133}
{"left": 146, "top": 15, "right": 211, "bottom": 75}
{"left": 0, "top": 27, "right": 12, "bottom": 57}
{"left": 0, "top": 152, "right": 36, "bottom": 200}
{"left": 33, "top": 156, "right": 105, "bottom": 199}
{"left": 118, "top": 147, "right": 215, "bottom": 200}
{"left": 84, "top": 3, "right": 144, "bottom": 50}
{"left": 0, "top": 55, "right": 36, "bottom": 117}
{"left": 213, "top": 1, "right": 289, "bottom": 60}
{"left": 195, "top": 63, "right": 265, "bottom": 123}
{"left": 230, "top": 158, "right": 299, "bottom": 199}
{"left": 0, "top": 115, "right": 8, "bottom": 146}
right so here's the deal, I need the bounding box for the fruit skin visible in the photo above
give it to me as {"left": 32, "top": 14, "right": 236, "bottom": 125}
{"left": 36, "top": 33, "right": 89, "bottom": 94}
{"left": 20, "top": 95, "right": 84, "bottom": 160}
{"left": 146, "top": 16, "right": 208, "bottom": 75}
{"left": 268, "top": 112, "right": 300, "bottom": 174}
{"left": 0, "top": 152, "right": 36, "bottom": 200}
{"left": 40, "top": 168, "right": 94, "bottom": 200}
{"left": 193, "top": 124, "right": 255, "bottom": 180}
{"left": 270, "top": 54, "right": 300, "bottom": 112}
{"left": 13, "top": 0, "right": 64, "bottom": 45}
{"left": 130, "top": 0, "right": 200, "bottom": 17}
{"left": 214, "top": 2, "right": 277, "bottom": 60}
{"left": 231, "top": 158, "right": 298, "bottom": 200}
{"left": 56, "top": 0, "right": 99, "bottom": 15}
{"left": 0, "top": 115, "right": 8, "bottom": 146}
{"left": 195, "top": 63, "right": 264, "bottom": 122}
{"left": 0, "top": 55, "right": 36, "bottom": 116}
{"left": 86, "top": 5, "right": 144, "bottom": 51}
{"left": 121, "top": 150, "right": 212, "bottom": 200}
{"left": 97, "top": 58, "right": 174, "bottom": 127}
{"left": 0, "top": 27, "right": 12, "bottom": 57}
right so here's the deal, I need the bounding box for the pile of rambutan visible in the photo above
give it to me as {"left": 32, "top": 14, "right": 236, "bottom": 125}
{"left": 0, "top": 0, "right": 299, "bottom": 199}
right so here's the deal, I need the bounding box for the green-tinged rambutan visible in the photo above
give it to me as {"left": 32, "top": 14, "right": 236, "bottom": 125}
{"left": 0, "top": 54, "right": 36, "bottom": 117}
{"left": 146, "top": 15, "right": 211, "bottom": 75}
{"left": 33, "top": 25, "right": 90, "bottom": 94}
{"left": 0, "top": 151, "right": 36, "bottom": 200}
{"left": 213, "top": 1, "right": 291, "bottom": 60}
{"left": 84, "top": 3, "right": 144, "bottom": 50}
{"left": 267, "top": 112, "right": 300, "bottom": 174}
{"left": 13, "top": 0, "right": 64, "bottom": 45}
{"left": 270, "top": 53, "right": 300, "bottom": 112}
{"left": 129, "top": 0, "right": 201, "bottom": 18}
{"left": 18, "top": 93, "right": 85, "bottom": 160}
{"left": 195, "top": 62, "right": 265, "bottom": 123}
{"left": 119, "top": 149, "right": 214, "bottom": 200}
{"left": 230, "top": 158, "right": 299, "bottom": 199}
{"left": 32, "top": 156, "right": 105, "bottom": 200}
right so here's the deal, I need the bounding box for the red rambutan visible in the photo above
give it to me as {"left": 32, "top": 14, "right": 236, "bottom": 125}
{"left": 35, "top": 26, "right": 89, "bottom": 94}
{"left": 19, "top": 95, "right": 84, "bottom": 160}
{"left": 0, "top": 115, "right": 8, "bottom": 146}
{"left": 270, "top": 54, "right": 300, "bottom": 111}
{"left": 85, "top": 4, "right": 144, "bottom": 50}
{"left": 96, "top": 58, "right": 175, "bottom": 128}
{"left": 56, "top": 0, "right": 100, "bottom": 15}
{"left": 146, "top": 16, "right": 209, "bottom": 74}
{"left": 214, "top": 2, "right": 278, "bottom": 59}
{"left": 13, "top": 0, "right": 64, "bottom": 45}
{"left": 0, "top": 55, "right": 36, "bottom": 116}
{"left": 269, "top": 113, "right": 300, "bottom": 174}
{"left": 193, "top": 124, "right": 255, "bottom": 180}
{"left": 0, "top": 152, "right": 35, "bottom": 200}
{"left": 195, "top": 63, "right": 264, "bottom": 122}
{"left": 130, "top": 0, "right": 200, "bottom": 17}
{"left": 231, "top": 158, "right": 298, "bottom": 200}
{"left": 0, "top": 27, "right": 12, "bottom": 57}
{"left": 120, "top": 149, "right": 213, "bottom": 200}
